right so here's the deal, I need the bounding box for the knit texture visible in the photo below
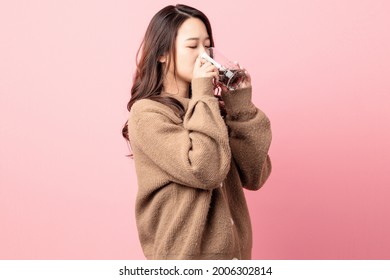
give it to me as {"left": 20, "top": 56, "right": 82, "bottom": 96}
{"left": 128, "top": 77, "right": 272, "bottom": 259}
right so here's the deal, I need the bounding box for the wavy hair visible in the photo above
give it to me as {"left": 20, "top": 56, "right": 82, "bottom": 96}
{"left": 122, "top": 4, "right": 215, "bottom": 141}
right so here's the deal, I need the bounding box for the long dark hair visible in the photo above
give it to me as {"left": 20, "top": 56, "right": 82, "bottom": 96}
{"left": 122, "top": 4, "right": 215, "bottom": 141}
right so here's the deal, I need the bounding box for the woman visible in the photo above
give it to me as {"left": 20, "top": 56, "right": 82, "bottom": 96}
{"left": 122, "top": 4, "right": 272, "bottom": 260}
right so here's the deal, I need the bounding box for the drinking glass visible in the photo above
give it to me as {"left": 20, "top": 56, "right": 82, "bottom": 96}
{"left": 200, "top": 47, "right": 246, "bottom": 90}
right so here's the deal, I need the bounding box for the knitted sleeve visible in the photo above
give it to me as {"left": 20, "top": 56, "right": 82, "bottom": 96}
{"left": 221, "top": 86, "right": 272, "bottom": 190}
{"left": 128, "top": 77, "right": 231, "bottom": 190}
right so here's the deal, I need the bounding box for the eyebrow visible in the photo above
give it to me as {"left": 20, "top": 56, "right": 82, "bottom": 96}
{"left": 185, "top": 37, "right": 210, "bottom": 41}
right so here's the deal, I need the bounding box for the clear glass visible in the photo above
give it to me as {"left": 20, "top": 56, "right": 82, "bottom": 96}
{"left": 200, "top": 47, "right": 246, "bottom": 90}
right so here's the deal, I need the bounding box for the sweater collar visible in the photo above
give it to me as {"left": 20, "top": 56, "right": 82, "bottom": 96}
{"left": 160, "top": 92, "right": 190, "bottom": 111}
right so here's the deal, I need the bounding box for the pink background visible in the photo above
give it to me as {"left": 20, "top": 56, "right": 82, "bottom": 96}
{"left": 1, "top": 0, "right": 389, "bottom": 259}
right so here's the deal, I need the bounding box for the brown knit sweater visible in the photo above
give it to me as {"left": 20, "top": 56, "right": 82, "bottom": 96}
{"left": 128, "top": 77, "right": 272, "bottom": 260}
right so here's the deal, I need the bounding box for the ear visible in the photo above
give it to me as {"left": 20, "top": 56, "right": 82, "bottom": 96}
{"left": 159, "top": 54, "right": 168, "bottom": 63}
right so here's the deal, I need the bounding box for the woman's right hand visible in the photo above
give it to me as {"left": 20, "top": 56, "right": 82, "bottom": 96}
{"left": 192, "top": 56, "right": 219, "bottom": 80}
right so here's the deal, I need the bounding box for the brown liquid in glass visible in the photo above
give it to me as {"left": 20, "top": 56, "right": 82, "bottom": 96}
{"left": 218, "top": 69, "right": 246, "bottom": 90}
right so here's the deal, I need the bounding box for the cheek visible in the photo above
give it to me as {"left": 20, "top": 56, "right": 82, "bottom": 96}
{"left": 190, "top": 57, "right": 197, "bottom": 69}
{"left": 182, "top": 55, "right": 197, "bottom": 72}
{"left": 176, "top": 49, "right": 197, "bottom": 76}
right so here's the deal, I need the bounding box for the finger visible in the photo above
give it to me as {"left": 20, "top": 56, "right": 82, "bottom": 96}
{"left": 201, "top": 61, "right": 213, "bottom": 69}
{"left": 206, "top": 69, "right": 219, "bottom": 80}
{"left": 200, "top": 58, "right": 209, "bottom": 66}
{"left": 213, "top": 69, "right": 220, "bottom": 80}
{"left": 204, "top": 63, "right": 217, "bottom": 72}
{"left": 244, "top": 70, "right": 251, "bottom": 81}
{"left": 220, "top": 83, "right": 229, "bottom": 93}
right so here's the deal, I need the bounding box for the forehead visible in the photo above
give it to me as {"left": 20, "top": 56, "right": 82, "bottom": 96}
{"left": 176, "top": 17, "right": 209, "bottom": 41}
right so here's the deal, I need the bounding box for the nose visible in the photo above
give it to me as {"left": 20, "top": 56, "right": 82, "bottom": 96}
{"left": 199, "top": 46, "right": 206, "bottom": 55}
{"left": 199, "top": 46, "right": 210, "bottom": 56}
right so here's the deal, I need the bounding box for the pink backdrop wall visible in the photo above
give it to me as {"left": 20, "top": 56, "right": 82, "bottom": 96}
{"left": 1, "top": 0, "right": 389, "bottom": 259}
